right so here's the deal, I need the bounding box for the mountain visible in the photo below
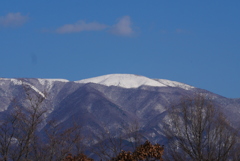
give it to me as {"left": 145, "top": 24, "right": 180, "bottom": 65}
{"left": 0, "top": 74, "right": 239, "bottom": 146}
{"left": 76, "top": 74, "right": 194, "bottom": 89}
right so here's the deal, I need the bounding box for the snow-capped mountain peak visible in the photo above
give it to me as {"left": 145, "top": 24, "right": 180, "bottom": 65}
{"left": 76, "top": 74, "right": 165, "bottom": 88}
{"left": 75, "top": 74, "right": 194, "bottom": 90}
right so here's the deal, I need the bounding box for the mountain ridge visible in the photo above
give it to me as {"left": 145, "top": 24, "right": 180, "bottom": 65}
{"left": 75, "top": 74, "right": 195, "bottom": 90}
{"left": 0, "top": 74, "right": 239, "bottom": 149}
{"left": 1, "top": 74, "right": 195, "bottom": 92}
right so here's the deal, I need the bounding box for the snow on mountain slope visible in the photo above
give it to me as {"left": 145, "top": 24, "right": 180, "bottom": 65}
{"left": 155, "top": 79, "right": 194, "bottom": 90}
{"left": 37, "top": 78, "right": 69, "bottom": 91}
{"left": 37, "top": 79, "right": 69, "bottom": 85}
{"left": 76, "top": 74, "right": 166, "bottom": 88}
{"left": 75, "top": 74, "right": 194, "bottom": 90}
{"left": 1, "top": 75, "right": 194, "bottom": 91}
{"left": 0, "top": 78, "right": 46, "bottom": 98}
{"left": 0, "top": 78, "right": 69, "bottom": 97}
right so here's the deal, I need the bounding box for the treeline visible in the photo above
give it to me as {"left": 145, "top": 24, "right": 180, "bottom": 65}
{"left": 0, "top": 82, "right": 239, "bottom": 160}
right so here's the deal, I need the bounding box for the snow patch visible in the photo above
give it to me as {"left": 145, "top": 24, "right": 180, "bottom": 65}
{"left": 155, "top": 79, "right": 194, "bottom": 90}
{"left": 154, "top": 104, "right": 166, "bottom": 113}
{"left": 0, "top": 78, "right": 24, "bottom": 86}
{"left": 11, "top": 79, "right": 22, "bottom": 85}
{"left": 37, "top": 79, "right": 69, "bottom": 90}
{"left": 25, "top": 83, "right": 46, "bottom": 98}
{"left": 149, "top": 132, "right": 156, "bottom": 138}
{"left": 38, "top": 79, "right": 69, "bottom": 85}
{"left": 126, "top": 137, "right": 137, "bottom": 142}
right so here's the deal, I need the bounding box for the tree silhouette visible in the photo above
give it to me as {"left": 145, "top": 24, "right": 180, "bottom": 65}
{"left": 163, "top": 94, "right": 239, "bottom": 161}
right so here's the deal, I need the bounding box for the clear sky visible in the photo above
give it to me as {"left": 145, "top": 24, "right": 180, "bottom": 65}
{"left": 0, "top": 1, "right": 240, "bottom": 98}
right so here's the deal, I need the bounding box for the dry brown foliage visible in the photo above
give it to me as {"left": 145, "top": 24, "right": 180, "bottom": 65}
{"left": 111, "top": 140, "right": 164, "bottom": 161}
{"left": 63, "top": 153, "right": 94, "bottom": 161}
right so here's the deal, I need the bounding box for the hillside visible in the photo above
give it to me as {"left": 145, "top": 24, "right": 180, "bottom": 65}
{"left": 0, "top": 74, "right": 239, "bottom": 145}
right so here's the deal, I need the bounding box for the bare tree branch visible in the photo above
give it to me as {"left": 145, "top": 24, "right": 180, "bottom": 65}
{"left": 163, "top": 94, "right": 239, "bottom": 161}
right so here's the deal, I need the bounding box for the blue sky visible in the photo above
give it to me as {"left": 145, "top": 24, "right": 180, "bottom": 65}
{"left": 0, "top": 1, "right": 240, "bottom": 98}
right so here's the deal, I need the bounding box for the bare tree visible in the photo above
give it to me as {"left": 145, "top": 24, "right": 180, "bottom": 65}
{"left": 0, "top": 80, "right": 85, "bottom": 161}
{"left": 0, "top": 106, "right": 20, "bottom": 161}
{"left": 163, "top": 94, "right": 239, "bottom": 161}
{"left": 91, "top": 127, "right": 125, "bottom": 160}
{"left": 0, "top": 80, "right": 47, "bottom": 161}
{"left": 123, "top": 120, "right": 144, "bottom": 151}
{"left": 91, "top": 121, "right": 143, "bottom": 161}
{"left": 38, "top": 120, "right": 83, "bottom": 161}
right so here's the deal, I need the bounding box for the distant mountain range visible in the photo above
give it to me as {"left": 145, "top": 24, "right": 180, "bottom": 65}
{"left": 0, "top": 74, "right": 240, "bottom": 146}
